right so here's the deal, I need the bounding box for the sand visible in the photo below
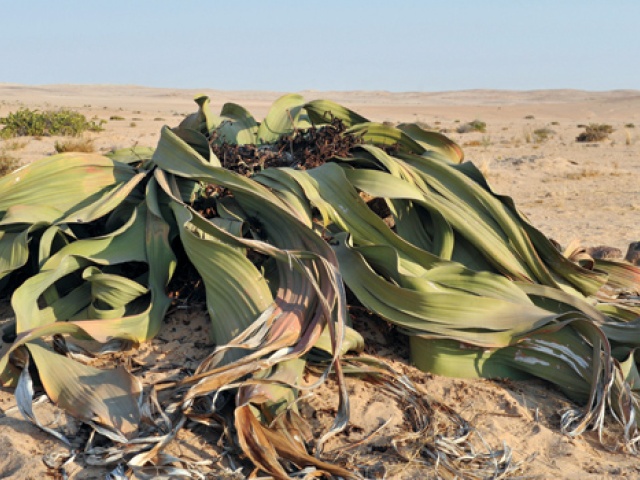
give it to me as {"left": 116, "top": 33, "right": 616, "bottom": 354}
{"left": 0, "top": 84, "right": 639, "bottom": 478}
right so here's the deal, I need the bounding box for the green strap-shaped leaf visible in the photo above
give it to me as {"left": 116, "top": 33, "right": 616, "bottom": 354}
{"left": 333, "top": 233, "right": 554, "bottom": 347}
{"left": 617, "top": 348, "right": 640, "bottom": 393}
{"left": 0, "top": 226, "right": 36, "bottom": 279}
{"left": 303, "top": 99, "right": 369, "bottom": 127}
{"left": 170, "top": 200, "right": 274, "bottom": 344}
{"left": 178, "top": 95, "right": 221, "bottom": 134}
{"left": 214, "top": 102, "right": 258, "bottom": 146}
{"left": 11, "top": 207, "right": 146, "bottom": 331}
{"left": 593, "top": 259, "right": 640, "bottom": 293}
{"left": 413, "top": 321, "right": 600, "bottom": 404}
{"left": 257, "top": 94, "right": 306, "bottom": 144}
{"left": 346, "top": 122, "right": 425, "bottom": 154}
{"left": 254, "top": 168, "right": 314, "bottom": 227}
{"left": 471, "top": 168, "right": 608, "bottom": 296}
{"left": 82, "top": 267, "right": 148, "bottom": 312}
{"left": 0, "top": 153, "right": 143, "bottom": 224}
{"left": 410, "top": 318, "right": 627, "bottom": 435}
{"left": 397, "top": 122, "right": 464, "bottom": 163}
{"left": 105, "top": 146, "right": 155, "bottom": 164}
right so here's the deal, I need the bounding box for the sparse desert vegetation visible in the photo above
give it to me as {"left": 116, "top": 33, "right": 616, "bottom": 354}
{"left": 565, "top": 167, "right": 601, "bottom": 179}
{"left": 0, "top": 149, "right": 20, "bottom": 176}
{"left": 463, "top": 135, "right": 492, "bottom": 147}
{"left": 0, "top": 108, "right": 104, "bottom": 138}
{"left": 54, "top": 137, "right": 95, "bottom": 153}
{"left": 3, "top": 139, "right": 28, "bottom": 150}
{"left": 576, "top": 123, "right": 613, "bottom": 142}
{"left": 533, "top": 127, "right": 555, "bottom": 143}
{"left": 457, "top": 119, "right": 486, "bottom": 133}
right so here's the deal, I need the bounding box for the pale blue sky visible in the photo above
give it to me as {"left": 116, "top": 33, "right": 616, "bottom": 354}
{"left": 1, "top": 1, "right": 638, "bottom": 92}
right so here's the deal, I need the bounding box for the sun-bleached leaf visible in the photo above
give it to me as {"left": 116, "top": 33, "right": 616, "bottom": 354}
{"left": 15, "top": 352, "right": 72, "bottom": 446}
{"left": 26, "top": 340, "right": 142, "bottom": 439}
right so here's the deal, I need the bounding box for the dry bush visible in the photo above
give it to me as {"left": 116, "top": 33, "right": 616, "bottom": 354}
{"left": 457, "top": 119, "right": 486, "bottom": 134}
{"left": 523, "top": 127, "right": 533, "bottom": 143}
{"left": 4, "top": 139, "right": 28, "bottom": 151}
{"left": 476, "top": 156, "right": 491, "bottom": 177}
{"left": 54, "top": 138, "right": 95, "bottom": 153}
{"left": 576, "top": 124, "right": 613, "bottom": 142}
{"left": 533, "top": 127, "right": 555, "bottom": 143}
{"left": 0, "top": 150, "right": 20, "bottom": 176}
{"left": 566, "top": 168, "right": 601, "bottom": 180}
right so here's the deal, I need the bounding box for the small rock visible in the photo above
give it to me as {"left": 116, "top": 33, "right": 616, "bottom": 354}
{"left": 586, "top": 245, "right": 623, "bottom": 261}
{"left": 625, "top": 242, "right": 640, "bottom": 265}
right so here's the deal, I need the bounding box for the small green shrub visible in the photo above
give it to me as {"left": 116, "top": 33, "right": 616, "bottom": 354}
{"left": 533, "top": 127, "right": 555, "bottom": 143}
{"left": 457, "top": 119, "right": 486, "bottom": 134}
{"left": 525, "top": 115, "right": 535, "bottom": 120}
{"left": 625, "top": 123, "right": 635, "bottom": 128}
{"left": 576, "top": 124, "right": 613, "bottom": 142}
{"left": 0, "top": 108, "right": 104, "bottom": 138}
{"left": 110, "top": 115, "right": 125, "bottom": 121}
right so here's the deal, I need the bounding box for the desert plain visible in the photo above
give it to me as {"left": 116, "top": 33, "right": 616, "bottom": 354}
{"left": 0, "top": 84, "right": 639, "bottom": 478}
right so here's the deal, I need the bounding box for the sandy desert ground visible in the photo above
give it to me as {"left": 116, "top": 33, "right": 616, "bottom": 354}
{"left": 0, "top": 84, "right": 639, "bottom": 479}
